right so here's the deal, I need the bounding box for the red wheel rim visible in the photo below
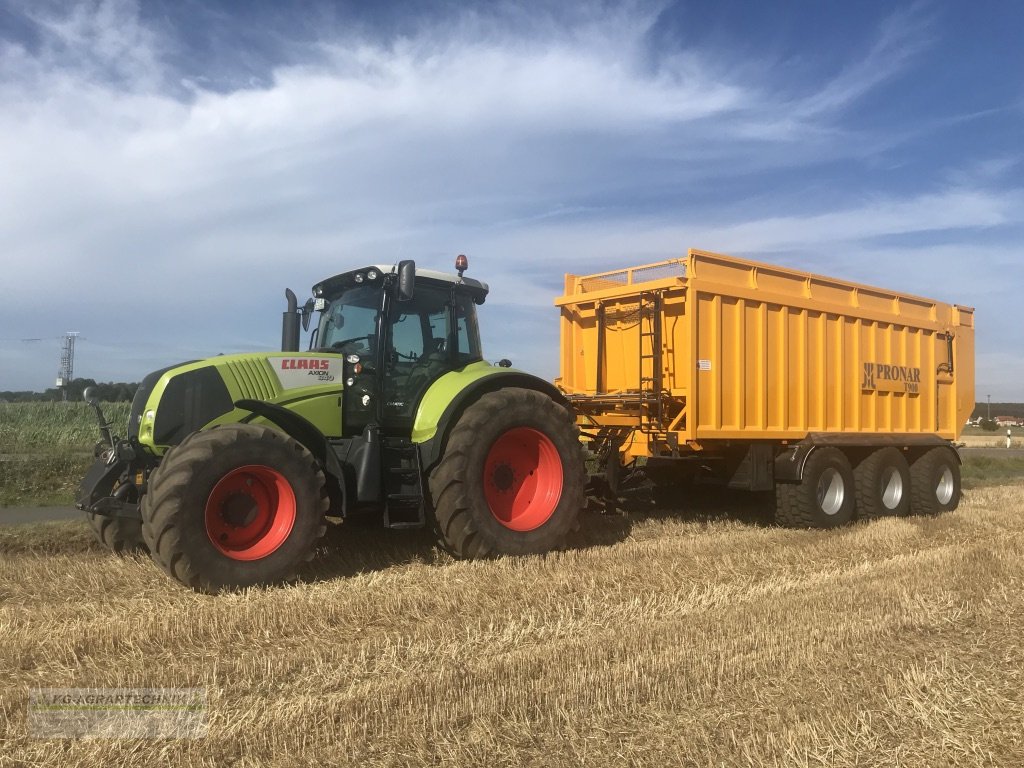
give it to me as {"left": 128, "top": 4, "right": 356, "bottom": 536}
{"left": 483, "top": 428, "right": 563, "bottom": 531}
{"left": 204, "top": 465, "right": 296, "bottom": 561}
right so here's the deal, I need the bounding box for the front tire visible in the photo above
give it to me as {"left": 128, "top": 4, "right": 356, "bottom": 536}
{"left": 776, "top": 447, "right": 856, "bottom": 529}
{"left": 428, "top": 388, "right": 585, "bottom": 558}
{"left": 141, "top": 424, "right": 328, "bottom": 593}
{"left": 86, "top": 506, "right": 147, "bottom": 554}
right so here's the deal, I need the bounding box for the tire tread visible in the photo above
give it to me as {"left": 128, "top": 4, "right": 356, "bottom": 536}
{"left": 141, "top": 423, "right": 328, "bottom": 593}
{"left": 428, "top": 388, "right": 586, "bottom": 558}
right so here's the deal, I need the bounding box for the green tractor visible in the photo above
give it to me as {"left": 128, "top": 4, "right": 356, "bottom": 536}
{"left": 77, "top": 258, "right": 585, "bottom": 592}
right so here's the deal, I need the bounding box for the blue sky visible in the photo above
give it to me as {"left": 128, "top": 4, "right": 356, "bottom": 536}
{"left": 0, "top": 0, "right": 1021, "bottom": 399}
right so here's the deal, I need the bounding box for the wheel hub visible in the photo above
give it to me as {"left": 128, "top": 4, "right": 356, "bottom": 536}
{"left": 221, "top": 492, "right": 259, "bottom": 528}
{"left": 491, "top": 463, "right": 516, "bottom": 493}
{"left": 816, "top": 467, "right": 846, "bottom": 516}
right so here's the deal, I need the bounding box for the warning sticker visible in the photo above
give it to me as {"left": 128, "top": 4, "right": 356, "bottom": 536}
{"left": 698, "top": 359, "right": 712, "bottom": 372}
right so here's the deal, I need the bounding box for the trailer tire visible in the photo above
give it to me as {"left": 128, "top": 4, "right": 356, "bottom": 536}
{"left": 910, "top": 447, "right": 961, "bottom": 515}
{"left": 776, "top": 447, "right": 856, "bottom": 529}
{"left": 854, "top": 447, "right": 911, "bottom": 520}
{"left": 428, "top": 388, "right": 585, "bottom": 558}
{"left": 141, "top": 423, "right": 328, "bottom": 593}
{"left": 86, "top": 508, "right": 146, "bottom": 554}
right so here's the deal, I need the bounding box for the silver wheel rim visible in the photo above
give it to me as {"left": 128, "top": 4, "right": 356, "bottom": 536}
{"left": 817, "top": 468, "right": 845, "bottom": 516}
{"left": 881, "top": 466, "right": 904, "bottom": 510}
{"left": 935, "top": 466, "right": 954, "bottom": 505}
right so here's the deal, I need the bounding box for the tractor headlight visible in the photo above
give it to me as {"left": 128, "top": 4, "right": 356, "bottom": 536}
{"left": 367, "top": 269, "right": 379, "bottom": 281}
{"left": 139, "top": 410, "right": 156, "bottom": 440}
{"left": 354, "top": 273, "right": 364, "bottom": 283}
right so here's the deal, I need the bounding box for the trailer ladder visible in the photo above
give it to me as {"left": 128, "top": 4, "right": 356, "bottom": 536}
{"left": 638, "top": 290, "right": 666, "bottom": 433}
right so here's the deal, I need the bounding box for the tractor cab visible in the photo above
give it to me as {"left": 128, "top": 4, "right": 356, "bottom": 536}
{"left": 308, "top": 259, "right": 488, "bottom": 438}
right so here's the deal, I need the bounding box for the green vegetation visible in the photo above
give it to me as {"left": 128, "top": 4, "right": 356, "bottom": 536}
{"left": 961, "top": 454, "right": 1024, "bottom": 489}
{"left": 0, "top": 377, "right": 137, "bottom": 404}
{"left": 971, "top": 401, "right": 1024, "bottom": 420}
{"left": 0, "top": 401, "right": 130, "bottom": 506}
{"left": 0, "top": 401, "right": 130, "bottom": 452}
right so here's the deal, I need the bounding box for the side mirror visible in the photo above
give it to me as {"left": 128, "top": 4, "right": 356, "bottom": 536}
{"left": 301, "top": 298, "right": 315, "bottom": 331}
{"left": 83, "top": 386, "right": 99, "bottom": 406}
{"left": 398, "top": 260, "right": 415, "bottom": 302}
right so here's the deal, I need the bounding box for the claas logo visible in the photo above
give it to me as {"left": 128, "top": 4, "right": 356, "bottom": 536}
{"left": 279, "top": 359, "right": 331, "bottom": 370}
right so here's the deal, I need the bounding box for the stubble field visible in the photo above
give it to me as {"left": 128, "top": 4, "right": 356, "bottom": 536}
{"left": 1, "top": 477, "right": 1023, "bottom": 766}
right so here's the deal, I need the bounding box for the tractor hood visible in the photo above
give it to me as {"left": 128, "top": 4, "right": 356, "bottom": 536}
{"left": 132, "top": 352, "right": 345, "bottom": 454}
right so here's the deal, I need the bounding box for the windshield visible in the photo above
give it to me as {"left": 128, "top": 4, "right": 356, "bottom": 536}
{"left": 316, "top": 284, "right": 382, "bottom": 355}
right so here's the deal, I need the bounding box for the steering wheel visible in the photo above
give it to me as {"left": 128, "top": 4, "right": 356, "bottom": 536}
{"left": 330, "top": 335, "right": 369, "bottom": 352}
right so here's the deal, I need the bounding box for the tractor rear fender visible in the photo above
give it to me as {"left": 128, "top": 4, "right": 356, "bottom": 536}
{"left": 234, "top": 398, "right": 347, "bottom": 512}
{"left": 413, "top": 369, "right": 568, "bottom": 475}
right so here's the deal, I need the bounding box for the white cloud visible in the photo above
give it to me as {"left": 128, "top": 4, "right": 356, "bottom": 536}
{"left": 0, "top": 1, "right": 1021, "bottom": 401}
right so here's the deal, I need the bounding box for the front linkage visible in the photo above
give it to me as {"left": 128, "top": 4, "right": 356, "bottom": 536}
{"left": 75, "top": 389, "right": 152, "bottom": 523}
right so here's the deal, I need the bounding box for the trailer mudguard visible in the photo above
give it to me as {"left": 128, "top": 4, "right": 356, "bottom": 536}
{"left": 774, "top": 433, "right": 960, "bottom": 483}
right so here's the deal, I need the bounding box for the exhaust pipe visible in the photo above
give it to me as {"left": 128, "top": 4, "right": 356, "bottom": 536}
{"left": 282, "top": 288, "right": 300, "bottom": 352}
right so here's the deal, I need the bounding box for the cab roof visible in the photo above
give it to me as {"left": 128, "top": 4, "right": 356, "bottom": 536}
{"left": 313, "top": 263, "right": 489, "bottom": 303}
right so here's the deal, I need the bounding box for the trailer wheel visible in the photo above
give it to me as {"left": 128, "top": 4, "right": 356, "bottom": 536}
{"left": 86, "top": 507, "right": 147, "bottom": 554}
{"left": 854, "top": 447, "right": 911, "bottom": 519}
{"left": 428, "top": 388, "right": 585, "bottom": 558}
{"left": 910, "top": 447, "right": 961, "bottom": 515}
{"left": 141, "top": 423, "right": 328, "bottom": 593}
{"left": 776, "top": 447, "right": 856, "bottom": 528}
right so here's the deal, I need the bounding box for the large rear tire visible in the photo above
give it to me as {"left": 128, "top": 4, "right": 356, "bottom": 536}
{"left": 776, "top": 447, "right": 856, "bottom": 529}
{"left": 910, "top": 447, "right": 961, "bottom": 515}
{"left": 141, "top": 424, "right": 328, "bottom": 593}
{"left": 428, "top": 388, "right": 585, "bottom": 558}
{"left": 854, "top": 447, "right": 911, "bottom": 520}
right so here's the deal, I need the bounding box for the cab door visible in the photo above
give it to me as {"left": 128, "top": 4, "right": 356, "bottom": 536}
{"left": 381, "top": 285, "right": 454, "bottom": 434}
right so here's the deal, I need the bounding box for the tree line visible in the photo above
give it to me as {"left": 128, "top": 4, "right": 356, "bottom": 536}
{"left": 0, "top": 378, "right": 139, "bottom": 403}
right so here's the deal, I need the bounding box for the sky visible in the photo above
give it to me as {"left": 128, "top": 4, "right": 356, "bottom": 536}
{"left": 0, "top": 0, "right": 1021, "bottom": 399}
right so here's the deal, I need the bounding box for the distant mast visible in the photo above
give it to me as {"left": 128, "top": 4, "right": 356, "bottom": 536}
{"left": 57, "top": 332, "right": 79, "bottom": 402}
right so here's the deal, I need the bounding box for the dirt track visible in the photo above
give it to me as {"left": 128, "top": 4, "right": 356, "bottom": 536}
{"left": 0, "top": 506, "right": 81, "bottom": 526}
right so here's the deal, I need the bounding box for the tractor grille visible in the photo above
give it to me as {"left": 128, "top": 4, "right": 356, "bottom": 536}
{"left": 220, "top": 358, "right": 279, "bottom": 401}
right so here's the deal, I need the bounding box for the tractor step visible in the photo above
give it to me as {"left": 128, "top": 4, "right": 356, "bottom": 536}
{"left": 382, "top": 439, "right": 426, "bottom": 529}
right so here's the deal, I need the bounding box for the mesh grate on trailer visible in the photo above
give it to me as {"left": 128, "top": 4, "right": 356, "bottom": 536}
{"left": 631, "top": 262, "right": 686, "bottom": 283}
{"left": 579, "top": 261, "right": 686, "bottom": 293}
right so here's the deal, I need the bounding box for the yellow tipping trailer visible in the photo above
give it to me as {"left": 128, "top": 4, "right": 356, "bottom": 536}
{"left": 555, "top": 249, "right": 975, "bottom": 526}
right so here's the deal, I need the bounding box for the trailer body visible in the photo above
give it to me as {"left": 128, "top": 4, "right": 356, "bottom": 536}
{"left": 556, "top": 250, "right": 974, "bottom": 517}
